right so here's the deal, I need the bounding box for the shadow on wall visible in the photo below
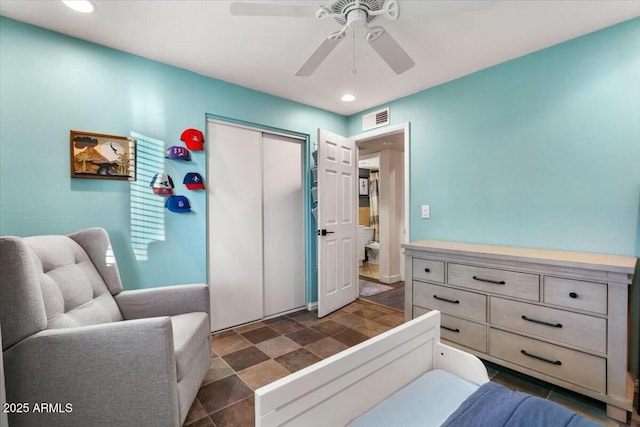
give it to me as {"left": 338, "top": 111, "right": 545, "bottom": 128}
{"left": 129, "top": 132, "right": 166, "bottom": 261}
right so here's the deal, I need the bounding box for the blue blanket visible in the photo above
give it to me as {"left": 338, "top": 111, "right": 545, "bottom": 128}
{"left": 441, "top": 382, "right": 603, "bottom": 427}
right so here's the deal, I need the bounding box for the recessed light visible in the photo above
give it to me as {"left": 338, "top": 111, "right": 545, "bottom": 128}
{"left": 341, "top": 94, "right": 356, "bottom": 102}
{"left": 62, "top": 0, "right": 95, "bottom": 13}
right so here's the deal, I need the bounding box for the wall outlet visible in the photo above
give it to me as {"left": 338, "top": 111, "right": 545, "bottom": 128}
{"left": 421, "top": 205, "right": 430, "bottom": 219}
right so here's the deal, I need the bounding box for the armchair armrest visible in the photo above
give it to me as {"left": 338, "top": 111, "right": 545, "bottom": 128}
{"left": 3, "top": 317, "right": 180, "bottom": 427}
{"left": 115, "top": 283, "right": 209, "bottom": 320}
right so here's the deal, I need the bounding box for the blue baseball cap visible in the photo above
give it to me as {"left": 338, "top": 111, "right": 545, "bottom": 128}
{"left": 165, "top": 146, "right": 191, "bottom": 161}
{"left": 165, "top": 195, "right": 191, "bottom": 213}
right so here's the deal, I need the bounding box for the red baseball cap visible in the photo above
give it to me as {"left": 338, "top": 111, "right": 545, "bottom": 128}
{"left": 180, "top": 128, "right": 204, "bottom": 150}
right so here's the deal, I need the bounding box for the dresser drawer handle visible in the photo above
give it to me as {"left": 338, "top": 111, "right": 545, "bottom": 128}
{"left": 521, "top": 315, "right": 563, "bottom": 328}
{"left": 472, "top": 276, "right": 505, "bottom": 285}
{"left": 424, "top": 268, "right": 431, "bottom": 273}
{"left": 441, "top": 325, "right": 460, "bottom": 333}
{"left": 569, "top": 292, "right": 578, "bottom": 299}
{"left": 433, "top": 295, "right": 460, "bottom": 304}
{"left": 520, "top": 349, "right": 562, "bottom": 366}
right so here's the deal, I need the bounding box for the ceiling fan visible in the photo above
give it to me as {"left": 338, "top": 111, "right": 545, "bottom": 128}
{"left": 230, "top": 0, "right": 415, "bottom": 76}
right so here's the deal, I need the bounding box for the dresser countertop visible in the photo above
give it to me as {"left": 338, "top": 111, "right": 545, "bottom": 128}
{"left": 402, "top": 240, "right": 637, "bottom": 275}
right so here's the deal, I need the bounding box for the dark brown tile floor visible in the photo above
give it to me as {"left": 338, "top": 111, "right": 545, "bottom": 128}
{"left": 185, "top": 297, "right": 639, "bottom": 427}
{"left": 184, "top": 299, "right": 404, "bottom": 427}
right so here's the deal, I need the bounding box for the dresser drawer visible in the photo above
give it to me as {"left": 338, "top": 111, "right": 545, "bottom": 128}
{"left": 411, "top": 308, "right": 487, "bottom": 353}
{"left": 543, "top": 277, "right": 607, "bottom": 315}
{"left": 448, "top": 263, "right": 539, "bottom": 301}
{"left": 413, "top": 282, "right": 486, "bottom": 323}
{"left": 489, "top": 329, "right": 605, "bottom": 393}
{"left": 412, "top": 259, "right": 445, "bottom": 283}
{"left": 490, "top": 297, "right": 606, "bottom": 353}
{"left": 441, "top": 314, "right": 487, "bottom": 353}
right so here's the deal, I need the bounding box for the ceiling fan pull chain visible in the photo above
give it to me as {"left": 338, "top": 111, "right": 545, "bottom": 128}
{"left": 352, "top": 29, "right": 357, "bottom": 74}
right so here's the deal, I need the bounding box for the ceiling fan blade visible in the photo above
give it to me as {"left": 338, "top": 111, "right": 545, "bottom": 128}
{"left": 295, "top": 35, "right": 344, "bottom": 76}
{"left": 229, "top": 2, "right": 314, "bottom": 17}
{"left": 366, "top": 26, "right": 415, "bottom": 74}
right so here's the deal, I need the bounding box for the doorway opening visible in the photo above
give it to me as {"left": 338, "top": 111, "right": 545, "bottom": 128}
{"left": 354, "top": 123, "right": 409, "bottom": 311}
{"left": 314, "top": 123, "right": 409, "bottom": 318}
{"left": 357, "top": 152, "right": 380, "bottom": 281}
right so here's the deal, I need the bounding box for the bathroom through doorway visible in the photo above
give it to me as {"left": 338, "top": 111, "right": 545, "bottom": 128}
{"left": 355, "top": 123, "right": 409, "bottom": 287}
{"left": 358, "top": 153, "right": 380, "bottom": 281}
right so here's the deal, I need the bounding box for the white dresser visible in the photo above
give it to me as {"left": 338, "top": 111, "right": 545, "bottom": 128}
{"left": 403, "top": 240, "right": 637, "bottom": 422}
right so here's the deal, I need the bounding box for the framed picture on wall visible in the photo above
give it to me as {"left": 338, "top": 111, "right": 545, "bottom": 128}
{"left": 70, "top": 130, "right": 136, "bottom": 180}
{"left": 359, "top": 177, "right": 369, "bottom": 196}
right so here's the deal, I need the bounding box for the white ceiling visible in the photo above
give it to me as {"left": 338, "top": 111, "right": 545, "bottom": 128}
{"left": 1, "top": 0, "right": 638, "bottom": 115}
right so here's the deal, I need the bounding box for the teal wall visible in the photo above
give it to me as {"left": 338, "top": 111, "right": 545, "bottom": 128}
{"left": 1, "top": 14, "right": 638, "bottom": 306}
{"left": 0, "top": 17, "right": 344, "bottom": 296}
{"left": 348, "top": 18, "right": 640, "bottom": 257}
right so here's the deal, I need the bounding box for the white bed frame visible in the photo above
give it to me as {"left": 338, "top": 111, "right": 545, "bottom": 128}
{"left": 255, "top": 311, "right": 490, "bottom": 427}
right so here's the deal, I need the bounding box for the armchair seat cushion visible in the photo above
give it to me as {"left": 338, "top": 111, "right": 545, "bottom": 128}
{"left": 171, "top": 312, "right": 210, "bottom": 382}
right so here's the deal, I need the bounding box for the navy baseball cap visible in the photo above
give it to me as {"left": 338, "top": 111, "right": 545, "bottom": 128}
{"left": 183, "top": 172, "right": 205, "bottom": 190}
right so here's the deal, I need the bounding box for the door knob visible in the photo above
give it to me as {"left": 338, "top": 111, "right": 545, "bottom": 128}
{"left": 317, "top": 229, "right": 335, "bottom": 236}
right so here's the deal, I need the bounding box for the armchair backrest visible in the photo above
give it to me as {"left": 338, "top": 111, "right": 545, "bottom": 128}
{"left": 0, "top": 228, "right": 124, "bottom": 351}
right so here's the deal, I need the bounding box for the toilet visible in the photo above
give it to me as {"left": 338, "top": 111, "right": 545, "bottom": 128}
{"left": 358, "top": 226, "right": 375, "bottom": 266}
{"left": 365, "top": 241, "right": 380, "bottom": 265}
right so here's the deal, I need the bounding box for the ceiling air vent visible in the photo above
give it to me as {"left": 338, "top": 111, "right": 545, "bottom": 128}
{"left": 362, "top": 108, "right": 390, "bottom": 131}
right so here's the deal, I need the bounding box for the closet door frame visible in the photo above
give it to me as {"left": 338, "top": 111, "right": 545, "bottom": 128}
{"left": 206, "top": 116, "right": 309, "bottom": 331}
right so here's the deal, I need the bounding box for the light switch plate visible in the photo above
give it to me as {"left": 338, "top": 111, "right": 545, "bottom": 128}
{"left": 421, "top": 205, "right": 430, "bottom": 219}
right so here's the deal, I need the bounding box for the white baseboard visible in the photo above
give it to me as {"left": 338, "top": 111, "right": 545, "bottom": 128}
{"left": 307, "top": 301, "right": 318, "bottom": 311}
{"left": 379, "top": 274, "right": 401, "bottom": 284}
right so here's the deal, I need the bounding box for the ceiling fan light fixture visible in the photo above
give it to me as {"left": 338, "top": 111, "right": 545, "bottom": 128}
{"left": 233, "top": 0, "right": 413, "bottom": 76}
{"left": 341, "top": 94, "right": 356, "bottom": 102}
{"left": 62, "top": 0, "right": 95, "bottom": 14}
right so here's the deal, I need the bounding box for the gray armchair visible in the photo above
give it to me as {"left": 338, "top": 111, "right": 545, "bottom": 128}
{"left": 0, "top": 227, "right": 211, "bottom": 427}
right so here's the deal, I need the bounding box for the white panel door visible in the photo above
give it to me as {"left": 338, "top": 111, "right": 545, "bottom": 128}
{"left": 318, "top": 129, "right": 358, "bottom": 317}
{"left": 262, "top": 133, "right": 305, "bottom": 316}
{"left": 208, "top": 122, "right": 263, "bottom": 331}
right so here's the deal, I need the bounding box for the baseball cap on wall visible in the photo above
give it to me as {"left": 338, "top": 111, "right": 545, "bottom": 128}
{"left": 165, "top": 146, "right": 192, "bottom": 161}
{"left": 149, "top": 173, "right": 174, "bottom": 195}
{"left": 165, "top": 195, "right": 191, "bottom": 213}
{"left": 180, "top": 128, "right": 204, "bottom": 150}
{"left": 183, "top": 172, "right": 205, "bottom": 190}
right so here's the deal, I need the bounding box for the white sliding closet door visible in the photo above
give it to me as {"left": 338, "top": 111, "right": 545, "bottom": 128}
{"left": 208, "top": 121, "right": 305, "bottom": 331}
{"left": 208, "top": 122, "right": 263, "bottom": 331}
{"left": 262, "top": 133, "right": 304, "bottom": 317}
